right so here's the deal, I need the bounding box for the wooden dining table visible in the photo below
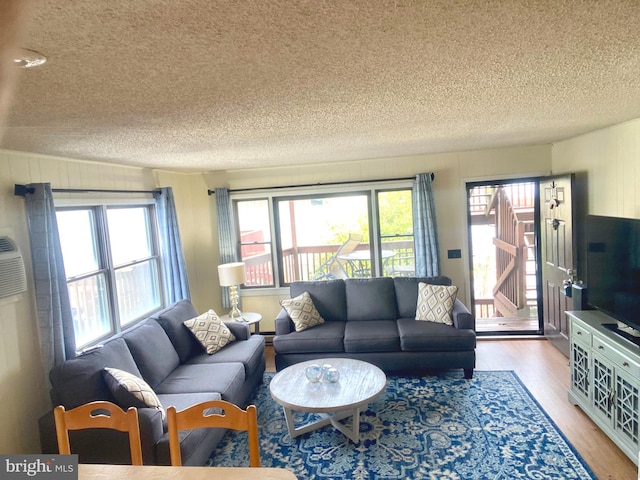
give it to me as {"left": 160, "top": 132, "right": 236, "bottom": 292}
{"left": 79, "top": 464, "right": 297, "bottom": 480}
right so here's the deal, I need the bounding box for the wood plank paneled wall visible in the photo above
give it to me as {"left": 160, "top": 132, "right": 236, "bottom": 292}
{"left": 0, "top": 152, "right": 216, "bottom": 454}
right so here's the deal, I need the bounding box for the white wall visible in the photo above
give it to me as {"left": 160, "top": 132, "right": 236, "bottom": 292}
{"left": 153, "top": 171, "right": 220, "bottom": 311}
{"left": 552, "top": 118, "right": 640, "bottom": 219}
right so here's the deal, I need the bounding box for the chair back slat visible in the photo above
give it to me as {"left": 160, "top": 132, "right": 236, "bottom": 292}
{"left": 54, "top": 401, "right": 143, "bottom": 465}
{"left": 167, "top": 400, "right": 260, "bottom": 467}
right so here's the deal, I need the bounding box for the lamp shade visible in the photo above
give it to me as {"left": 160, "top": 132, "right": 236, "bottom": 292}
{"left": 218, "top": 262, "right": 246, "bottom": 286}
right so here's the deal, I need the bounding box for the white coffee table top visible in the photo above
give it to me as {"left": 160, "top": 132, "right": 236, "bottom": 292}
{"left": 269, "top": 358, "right": 387, "bottom": 413}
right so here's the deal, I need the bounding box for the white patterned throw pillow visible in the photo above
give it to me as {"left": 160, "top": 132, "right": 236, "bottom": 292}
{"left": 103, "top": 367, "right": 165, "bottom": 419}
{"left": 280, "top": 291, "right": 325, "bottom": 332}
{"left": 415, "top": 283, "right": 458, "bottom": 325}
{"left": 183, "top": 309, "right": 236, "bottom": 354}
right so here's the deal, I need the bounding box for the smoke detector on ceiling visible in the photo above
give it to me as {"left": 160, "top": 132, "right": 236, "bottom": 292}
{"left": 13, "top": 48, "right": 47, "bottom": 68}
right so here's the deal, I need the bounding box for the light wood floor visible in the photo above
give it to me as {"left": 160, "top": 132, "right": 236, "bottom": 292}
{"left": 265, "top": 339, "right": 637, "bottom": 480}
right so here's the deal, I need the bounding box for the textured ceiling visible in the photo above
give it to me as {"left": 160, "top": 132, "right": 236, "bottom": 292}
{"left": 3, "top": 0, "right": 640, "bottom": 172}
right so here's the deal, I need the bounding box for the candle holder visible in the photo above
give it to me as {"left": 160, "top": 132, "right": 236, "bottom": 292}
{"left": 305, "top": 364, "right": 323, "bottom": 383}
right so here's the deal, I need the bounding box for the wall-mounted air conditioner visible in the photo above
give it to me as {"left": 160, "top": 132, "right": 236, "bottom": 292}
{"left": 0, "top": 237, "right": 27, "bottom": 298}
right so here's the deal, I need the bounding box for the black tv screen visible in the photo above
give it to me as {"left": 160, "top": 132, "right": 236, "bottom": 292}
{"left": 586, "top": 215, "right": 640, "bottom": 331}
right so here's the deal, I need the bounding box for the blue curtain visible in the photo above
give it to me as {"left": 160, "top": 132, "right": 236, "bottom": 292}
{"left": 24, "top": 183, "right": 76, "bottom": 384}
{"left": 412, "top": 173, "right": 440, "bottom": 276}
{"left": 154, "top": 187, "right": 191, "bottom": 304}
{"left": 215, "top": 188, "right": 239, "bottom": 309}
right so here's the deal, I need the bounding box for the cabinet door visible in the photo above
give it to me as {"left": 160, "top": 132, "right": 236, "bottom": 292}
{"left": 570, "top": 338, "right": 590, "bottom": 403}
{"left": 614, "top": 367, "right": 640, "bottom": 451}
{"left": 592, "top": 353, "right": 614, "bottom": 424}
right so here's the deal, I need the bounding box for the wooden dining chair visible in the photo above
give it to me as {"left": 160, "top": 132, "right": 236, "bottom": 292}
{"left": 167, "top": 400, "right": 260, "bottom": 467}
{"left": 54, "top": 401, "right": 143, "bottom": 465}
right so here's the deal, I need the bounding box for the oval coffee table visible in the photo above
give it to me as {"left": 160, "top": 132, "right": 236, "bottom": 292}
{"left": 269, "top": 358, "right": 386, "bottom": 443}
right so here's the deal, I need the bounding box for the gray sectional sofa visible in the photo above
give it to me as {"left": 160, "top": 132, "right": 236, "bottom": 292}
{"left": 274, "top": 276, "right": 476, "bottom": 378}
{"left": 38, "top": 300, "right": 265, "bottom": 466}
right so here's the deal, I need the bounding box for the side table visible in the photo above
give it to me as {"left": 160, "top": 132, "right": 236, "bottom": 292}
{"left": 220, "top": 312, "right": 262, "bottom": 335}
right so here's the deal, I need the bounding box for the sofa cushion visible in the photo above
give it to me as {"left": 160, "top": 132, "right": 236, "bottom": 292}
{"left": 280, "top": 291, "right": 325, "bottom": 332}
{"left": 273, "top": 321, "right": 346, "bottom": 354}
{"left": 154, "top": 363, "right": 246, "bottom": 403}
{"left": 186, "top": 334, "right": 264, "bottom": 376}
{"left": 156, "top": 392, "right": 222, "bottom": 412}
{"left": 103, "top": 367, "right": 165, "bottom": 419}
{"left": 156, "top": 391, "right": 222, "bottom": 429}
{"left": 49, "top": 338, "right": 143, "bottom": 409}
{"left": 154, "top": 300, "right": 201, "bottom": 362}
{"left": 122, "top": 320, "right": 181, "bottom": 389}
{"left": 154, "top": 392, "right": 224, "bottom": 465}
{"left": 416, "top": 283, "right": 458, "bottom": 325}
{"left": 290, "top": 280, "right": 347, "bottom": 322}
{"left": 345, "top": 278, "right": 396, "bottom": 321}
{"left": 184, "top": 310, "right": 236, "bottom": 354}
{"left": 344, "top": 320, "right": 400, "bottom": 353}
{"left": 156, "top": 392, "right": 227, "bottom": 464}
{"left": 394, "top": 276, "right": 452, "bottom": 319}
{"left": 397, "top": 318, "right": 476, "bottom": 352}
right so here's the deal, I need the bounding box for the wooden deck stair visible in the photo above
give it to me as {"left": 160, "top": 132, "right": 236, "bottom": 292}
{"left": 469, "top": 183, "right": 538, "bottom": 321}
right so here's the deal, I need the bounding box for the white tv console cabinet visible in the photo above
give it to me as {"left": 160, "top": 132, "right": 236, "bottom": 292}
{"left": 567, "top": 310, "right": 640, "bottom": 464}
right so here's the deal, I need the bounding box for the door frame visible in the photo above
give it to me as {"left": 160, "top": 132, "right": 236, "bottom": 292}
{"left": 465, "top": 176, "right": 544, "bottom": 336}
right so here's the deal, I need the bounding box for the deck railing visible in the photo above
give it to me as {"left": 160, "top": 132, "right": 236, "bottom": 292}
{"left": 474, "top": 298, "right": 496, "bottom": 318}
{"left": 469, "top": 183, "right": 535, "bottom": 215}
{"left": 243, "top": 240, "right": 415, "bottom": 285}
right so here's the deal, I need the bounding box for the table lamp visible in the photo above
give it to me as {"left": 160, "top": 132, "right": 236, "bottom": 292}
{"left": 218, "top": 262, "right": 246, "bottom": 319}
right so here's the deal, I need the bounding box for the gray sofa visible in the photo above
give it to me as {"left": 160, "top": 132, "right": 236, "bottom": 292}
{"left": 274, "top": 276, "right": 476, "bottom": 378}
{"left": 38, "top": 300, "right": 265, "bottom": 466}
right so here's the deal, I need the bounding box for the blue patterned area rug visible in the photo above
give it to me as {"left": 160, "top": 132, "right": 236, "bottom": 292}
{"left": 209, "top": 371, "right": 596, "bottom": 479}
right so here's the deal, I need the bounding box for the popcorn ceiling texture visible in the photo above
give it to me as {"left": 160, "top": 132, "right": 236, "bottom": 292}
{"left": 3, "top": 0, "right": 640, "bottom": 172}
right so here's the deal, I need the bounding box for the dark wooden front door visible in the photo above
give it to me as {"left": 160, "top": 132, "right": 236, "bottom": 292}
{"left": 539, "top": 174, "right": 576, "bottom": 356}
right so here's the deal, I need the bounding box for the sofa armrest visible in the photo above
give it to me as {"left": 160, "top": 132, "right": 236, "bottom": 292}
{"left": 38, "top": 409, "right": 58, "bottom": 455}
{"left": 38, "top": 407, "right": 164, "bottom": 464}
{"left": 274, "top": 309, "right": 294, "bottom": 335}
{"left": 224, "top": 322, "right": 250, "bottom": 340}
{"left": 452, "top": 299, "right": 474, "bottom": 330}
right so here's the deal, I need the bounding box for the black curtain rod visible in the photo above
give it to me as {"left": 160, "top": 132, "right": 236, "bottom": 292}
{"left": 206, "top": 173, "right": 434, "bottom": 195}
{"left": 14, "top": 184, "right": 161, "bottom": 197}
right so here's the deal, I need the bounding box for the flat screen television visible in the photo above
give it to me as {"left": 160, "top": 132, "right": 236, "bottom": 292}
{"left": 586, "top": 215, "right": 640, "bottom": 343}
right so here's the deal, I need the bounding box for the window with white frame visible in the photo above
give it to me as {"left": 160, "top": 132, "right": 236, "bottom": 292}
{"left": 234, "top": 183, "right": 414, "bottom": 288}
{"left": 56, "top": 205, "right": 162, "bottom": 348}
{"left": 237, "top": 199, "right": 274, "bottom": 286}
